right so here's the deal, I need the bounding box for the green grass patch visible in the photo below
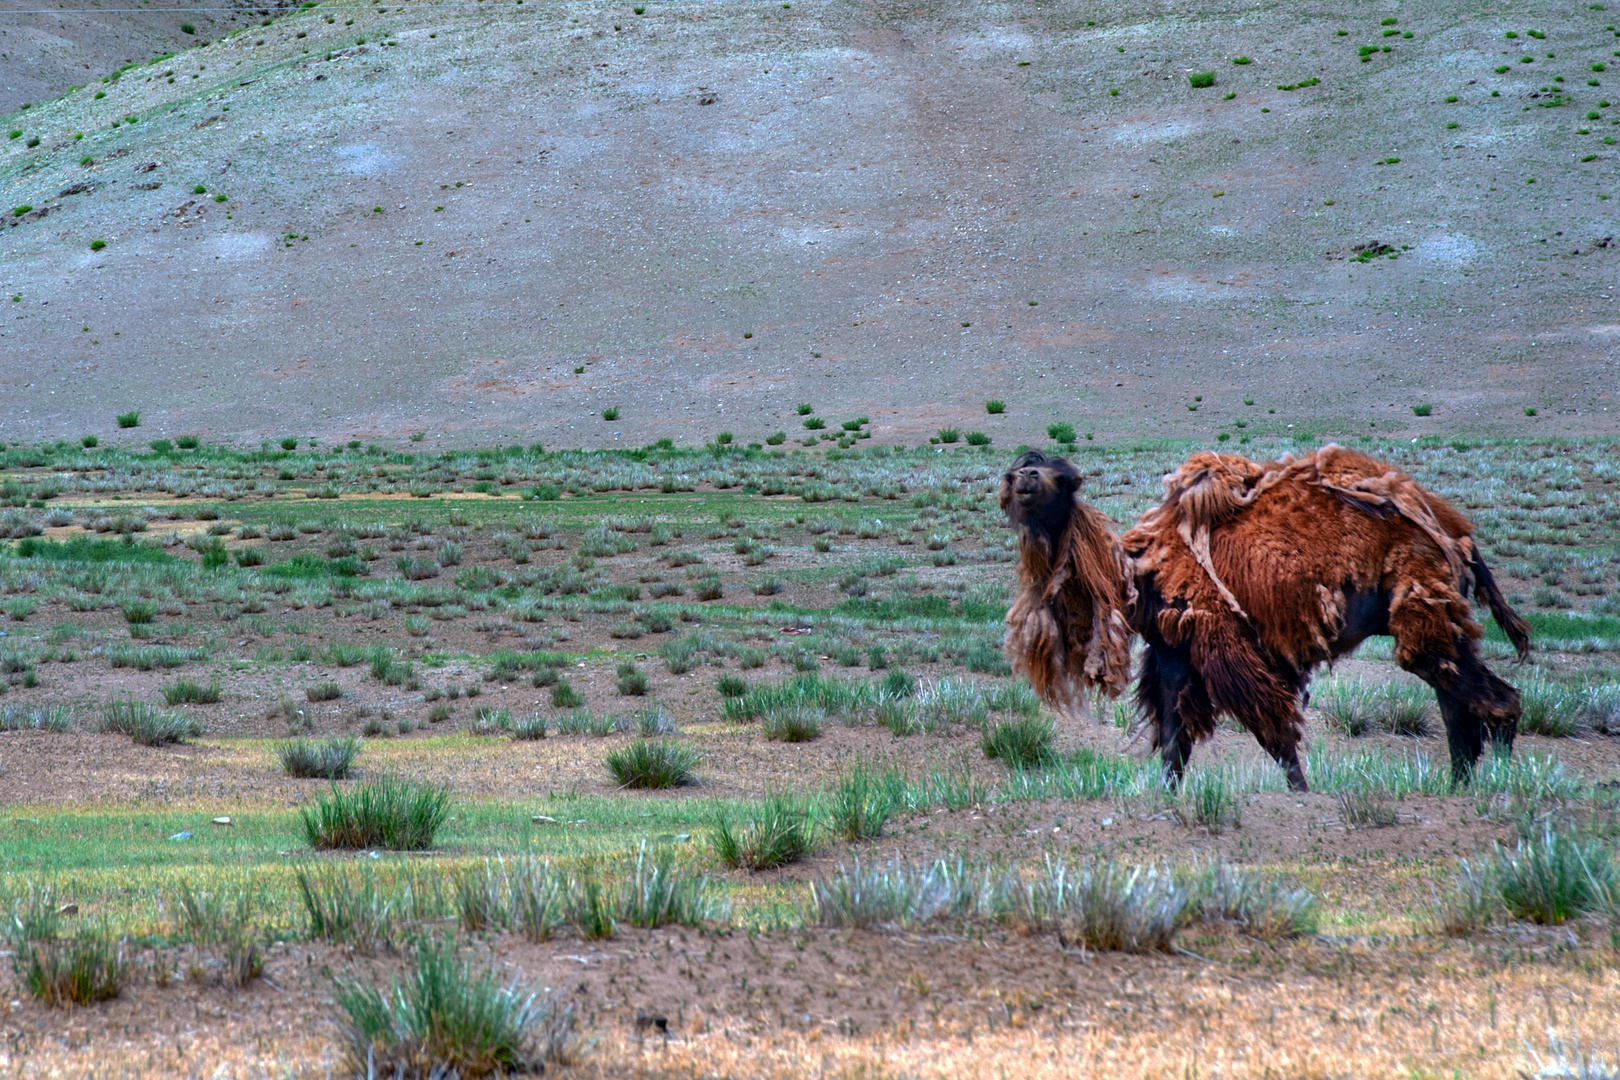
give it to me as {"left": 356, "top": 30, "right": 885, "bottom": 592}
{"left": 11, "top": 537, "right": 172, "bottom": 564}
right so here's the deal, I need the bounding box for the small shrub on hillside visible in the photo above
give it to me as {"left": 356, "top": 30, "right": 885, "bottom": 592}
{"left": 616, "top": 660, "right": 648, "bottom": 696}
{"left": 717, "top": 674, "right": 748, "bottom": 698}
{"left": 550, "top": 678, "right": 586, "bottom": 708}
{"left": 116, "top": 411, "right": 140, "bottom": 429}
{"left": 120, "top": 600, "right": 156, "bottom": 624}
{"left": 985, "top": 399, "right": 1005, "bottom": 414}
{"left": 1046, "top": 422, "right": 1076, "bottom": 444}
{"left": 510, "top": 713, "right": 549, "bottom": 740}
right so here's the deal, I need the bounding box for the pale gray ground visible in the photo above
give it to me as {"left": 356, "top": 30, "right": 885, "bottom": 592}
{"left": 1, "top": 0, "right": 1617, "bottom": 449}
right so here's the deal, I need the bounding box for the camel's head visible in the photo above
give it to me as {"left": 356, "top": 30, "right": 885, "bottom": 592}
{"left": 1000, "top": 450, "right": 1083, "bottom": 542}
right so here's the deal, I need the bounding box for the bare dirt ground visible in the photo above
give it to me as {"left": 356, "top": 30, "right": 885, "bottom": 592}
{"left": 2, "top": 0, "right": 1617, "bottom": 449}
{"left": 5, "top": 921, "right": 1620, "bottom": 1079}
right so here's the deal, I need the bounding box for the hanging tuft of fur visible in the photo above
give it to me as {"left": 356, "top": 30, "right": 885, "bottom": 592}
{"left": 999, "top": 451, "right": 1135, "bottom": 715}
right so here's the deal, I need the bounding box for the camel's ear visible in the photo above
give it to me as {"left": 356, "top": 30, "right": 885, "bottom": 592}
{"left": 1051, "top": 458, "right": 1084, "bottom": 498}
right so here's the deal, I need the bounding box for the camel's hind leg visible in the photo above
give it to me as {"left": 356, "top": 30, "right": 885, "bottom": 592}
{"left": 1136, "top": 645, "right": 1198, "bottom": 788}
{"left": 1252, "top": 714, "right": 1309, "bottom": 793}
{"left": 1408, "top": 643, "right": 1521, "bottom": 784}
{"left": 1389, "top": 579, "right": 1522, "bottom": 783}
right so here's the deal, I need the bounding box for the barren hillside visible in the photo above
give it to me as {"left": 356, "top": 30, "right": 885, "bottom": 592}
{"left": 2, "top": 0, "right": 1617, "bottom": 449}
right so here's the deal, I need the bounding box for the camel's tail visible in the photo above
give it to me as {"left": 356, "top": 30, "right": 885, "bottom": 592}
{"left": 1470, "top": 545, "right": 1531, "bottom": 662}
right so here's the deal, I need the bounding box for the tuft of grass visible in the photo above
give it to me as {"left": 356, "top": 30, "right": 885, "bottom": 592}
{"left": 1517, "top": 674, "right": 1582, "bottom": 737}
{"left": 601, "top": 407, "right": 620, "bottom": 421}
{"left": 605, "top": 739, "right": 699, "bottom": 788}
{"left": 1175, "top": 769, "right": 1241, "bottom": 833}
{"left": 161, "top": 678, "right": 220, "bottom": 705}
{"left": 510, "top": 713, "right": 549, "bottom": 740}
{"left": 306, "top": 680, "right": 344, "bottom": 702}
{"left": 1046, "top": 421, "right": 1076, "bottom": 444}
{"left": 1412, "top": 403, "right": 1433, "bottom": 416}
{"left": 1029, "top": 859, "right": 1192, "bottom": 953}
{"left": 761, "top": 702, "right": 823, "bottom": 742}
{"left": 936, "top": 427, "right": 961, "bottom": 444}
{"left": 0, "top": 705, "right": 74, "bottom": 732}
{"left": 985, "top": 399, "right": 1005, "bottom": 414}
{"left": 278, "top": 735, "right": 360, "bottom": 779}
{"left": 300, "top": 775, "right": 451, "bottom": 850}
{"left": 12, "top": 921, "right": 129, "bottom": 1007}
{"left": 616, "top": 660, "right": 648, "bottom": 696}
{"left": 120, "top": 600, "right": 157, "bottom": 624}
{"left": 1427, "top": 857, "right": 1498, "bottom": 935}
{"left": 807, "top": 858, "right": 973, "bottom": 930}
{"left": 1188, "top": 70, "right": 1216, "bottom": 87}
{"left": 1336, "top": 791, "right": 1398, "bottom": 828}
{"left": 99, "top": 701, "right": 201, "bottom": 745}
{"left": 550, "top": 678, "right": 585, "bottom": 708}
{"left": 827, "top": 760, "right": 899, "bottom": 841}
{"left": 717, "top": 673, "right": 748, "bottom": 697}
{"left": 332, "top": 938, "right": 577, "bottom": 1078}
{"left": 1190, "top": 861, "right": 1318, "bottom": 940}
{"left": 619, "top": 842, "right": 726, "bottom": 929}
{"left": 711, "top": 793, "right": 816, "bottom": 870}
{"left": 1495, "top": 824, "right": 1614, "bottom": 925}
{"left": 116, "top": 410, "right": 140, "bottom": 428}
{"left": 965, "top": 430, "right": 992, "bottom": 446}
{"left": 980, "top": 714, "right": 1054, "bottom": 767}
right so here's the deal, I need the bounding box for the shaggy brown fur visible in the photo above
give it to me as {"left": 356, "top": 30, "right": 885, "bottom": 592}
{"left": 1121, "top": 445, "right": 1530, "bottom": 789}
{"left": 998, "top": 451, "right": 1135, "bottom": 715}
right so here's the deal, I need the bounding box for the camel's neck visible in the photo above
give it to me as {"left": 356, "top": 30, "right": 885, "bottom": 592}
{"left": 1016, "top": 500, "right": 1074, "bottom": 581}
